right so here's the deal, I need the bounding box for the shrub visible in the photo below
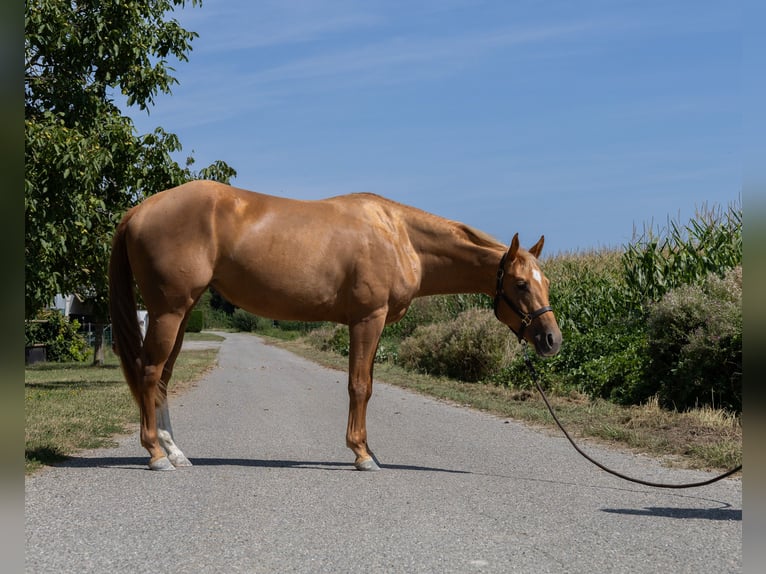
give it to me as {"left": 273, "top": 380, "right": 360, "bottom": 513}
{"left": 304, "top": 324, "right": 349, "bottom": 355}
{"left": 326, "top": 325, "right": 350, "bottom": 356}
{"left": 383, "top": 295, "right": 488, "bottom": 340}
{"left": 397, "top": 308, "right": 516, "bottom": 382}
{"left": 305, "top": 324, "right": 393, "bottom": 363}
{"left": 231, "top": 309, "right": 264, "bottom": 332}
{"left": 553, "top": 325, "right": 651, "bottom": 404}
{"left": 645, "top": 266, "right": 742, "bottom": 412}
{"left": 185, "top": 309, "right": 204, "bottom": 332}
{"left": 202, "top": 307, "right": 235, "bottom": 329}
{"left": 272, "top": 320, "right": 316, "bottom": 333}
{"left": 25, "top": 310, "right": 89, "bottom": 362}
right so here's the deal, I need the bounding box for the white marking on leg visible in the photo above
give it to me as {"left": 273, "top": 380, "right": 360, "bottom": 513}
{"left": 156, "top": 403, "right": 192, "bottom": 467}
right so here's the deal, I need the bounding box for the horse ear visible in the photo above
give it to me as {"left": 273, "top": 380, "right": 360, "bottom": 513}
{"left": 528, "top": 235, "right": 545, "bottom": 259}
{"left": 507, "top": 233, "right": 520, "bottom": 261}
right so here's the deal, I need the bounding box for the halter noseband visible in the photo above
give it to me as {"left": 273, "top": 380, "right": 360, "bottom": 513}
{"left": 493, "top": 253, "right": 553, "bottom": 342}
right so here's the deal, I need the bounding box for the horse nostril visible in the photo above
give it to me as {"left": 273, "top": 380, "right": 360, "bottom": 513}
{"left": 546, "top": 333, "right": 555, "bottom": 348}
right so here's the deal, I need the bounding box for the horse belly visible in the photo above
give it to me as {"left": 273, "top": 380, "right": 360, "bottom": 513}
{"left": 211, "top": 245, "right": 351, "bottom": 323}
{"left": 213, "top": 278, "right": 347, "bottom": 323}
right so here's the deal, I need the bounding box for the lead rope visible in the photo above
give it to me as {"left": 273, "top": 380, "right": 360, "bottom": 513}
{"left": 521, "top": 341, "right": 742, "bottom": 489}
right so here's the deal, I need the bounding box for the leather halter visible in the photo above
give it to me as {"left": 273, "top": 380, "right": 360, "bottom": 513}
{"left": 493, "top": 253, "right": 553, "bottom": 342}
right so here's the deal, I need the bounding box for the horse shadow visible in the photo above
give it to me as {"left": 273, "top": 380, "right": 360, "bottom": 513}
{"left": 55, "top": 454, "right": 472, "bottom": 474}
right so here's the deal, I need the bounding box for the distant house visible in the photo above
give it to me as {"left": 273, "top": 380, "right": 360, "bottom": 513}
{"left": 52, "top": 294, "right": 147, "bottom": 340}
{"left": 51, "top": 293, "right": 80, "bottom": 317}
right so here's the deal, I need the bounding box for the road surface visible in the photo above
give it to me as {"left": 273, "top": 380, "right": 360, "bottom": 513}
{"left": 26, "top": 332, "right": 742, "bottom": 573}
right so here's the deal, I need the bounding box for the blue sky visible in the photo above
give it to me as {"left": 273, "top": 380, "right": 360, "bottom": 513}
{"left": 126, "top": 0, "right": 741, "bottom": 254}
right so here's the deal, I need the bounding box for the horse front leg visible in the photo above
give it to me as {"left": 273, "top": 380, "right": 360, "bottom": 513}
{"left": 346, "top": 313, "right": 386, "bottom": 471}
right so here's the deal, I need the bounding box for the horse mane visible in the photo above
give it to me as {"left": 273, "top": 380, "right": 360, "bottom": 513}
{"left": 456, "top": 222, "right": 503, "bottom": 249}
{"left": 345, "top": 192, "right": 504, "bottom": 250}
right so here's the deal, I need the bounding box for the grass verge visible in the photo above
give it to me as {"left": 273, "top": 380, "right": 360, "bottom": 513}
{"left": 25, "top": 339, "right": 220, "bottom": 475}
{"left": 267, "top": 336, "right": 742, "bottom": 474}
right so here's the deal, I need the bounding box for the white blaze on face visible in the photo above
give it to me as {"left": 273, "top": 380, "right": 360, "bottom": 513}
{"left": 532, "top": 268, "right": 542, "bottom": 286}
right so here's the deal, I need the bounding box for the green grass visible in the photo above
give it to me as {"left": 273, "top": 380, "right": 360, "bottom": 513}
{"left": 184, "top": 331, "right": 226, "bottom": 342}
{"left": 25, "top": 346, "right": 218, "bottom": 474}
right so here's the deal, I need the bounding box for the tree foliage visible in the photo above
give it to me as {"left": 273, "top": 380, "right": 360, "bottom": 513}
{"left": 25, "top": 0, "right": 236, "bottom": 318}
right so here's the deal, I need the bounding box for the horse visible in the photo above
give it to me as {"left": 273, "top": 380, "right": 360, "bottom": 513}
{"left": 108, "top": 180, "right": 562, "bottom": 471}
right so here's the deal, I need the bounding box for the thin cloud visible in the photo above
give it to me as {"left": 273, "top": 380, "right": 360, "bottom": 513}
{"left": 135, "top": 18, "right": 613, "bottom": 129}
{"left": 235, "top": 19, "right": 612, "bottom": 99}
{"left": 178, "top": 1, "right": 381, "bottom": 52}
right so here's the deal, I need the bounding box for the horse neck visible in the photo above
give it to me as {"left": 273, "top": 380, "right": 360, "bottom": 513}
{"left": 408, "top": 219, "right": 505, "bottom": 298}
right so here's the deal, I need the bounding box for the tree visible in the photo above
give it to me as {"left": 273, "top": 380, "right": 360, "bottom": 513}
{"left": 25, "top": 0, "right": 236, "bottom": 363}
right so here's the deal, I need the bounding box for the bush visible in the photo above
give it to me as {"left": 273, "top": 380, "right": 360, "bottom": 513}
{"left": 272, "top": 320, "right": 316, "bottom": 333}
{"left": 397, "top": 308, "right": 516, "bottom": 382}
{"left": 185, "top": 309, "right": 204, "bottom": 332}
{"left": 644, "top": 267, "right": 742, "bottom": 412}
{"left": 25, "top": 310, "right": 89, "bottom": 362}
{"left": 202, "top": 306, "right": 235, "bottom": 329}
{"left": 383, "top": 294, "right": 489, "bottom": 340}
{"left": 552, "top": 325, "right": 651, "bottom": 404}
{"left": 231, "top": 309, "right": 266, "bottom": 332}
{"left": 304, "top": 324, "right": 349, "bottom": 355}
{"left": 305, "top": 324, "right": 394, "bottom": 363}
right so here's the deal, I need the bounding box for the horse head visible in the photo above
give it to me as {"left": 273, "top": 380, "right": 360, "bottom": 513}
{"left": 493, "top": 233, "right": 562, "bottom": 357}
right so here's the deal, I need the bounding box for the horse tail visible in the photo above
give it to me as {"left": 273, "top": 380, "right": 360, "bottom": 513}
{"left": 108, "top": 215, "right": 143, "bottom": 403}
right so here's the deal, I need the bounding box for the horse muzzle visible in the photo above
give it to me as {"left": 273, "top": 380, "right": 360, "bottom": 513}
{"left": 531, "top": 325, "right": 562, "bottom": 357}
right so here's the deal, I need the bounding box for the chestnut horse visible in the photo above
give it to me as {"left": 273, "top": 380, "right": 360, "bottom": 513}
{"left": 109, "top": 180, "right": 562, "bottom": 471}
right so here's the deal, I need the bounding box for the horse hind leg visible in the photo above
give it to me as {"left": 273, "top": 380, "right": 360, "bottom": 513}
{"left": 155, "top": 318, "right": 193, "bottom": 468}
{"left": 157, "top": 401, "right": 191, "bottom": 468}
{"left": 139, "top": 311, "right": 188, "bottom": 471}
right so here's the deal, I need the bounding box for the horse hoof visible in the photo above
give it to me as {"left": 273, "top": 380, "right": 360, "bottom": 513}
{"left": 169, "top": 453, "right": 193, "bottom": 467}
{"left": 355, "top": 458, "right": 381, "bottom": 471}
{"left": 149, "top": 456, "right": 176, "bottom": 471}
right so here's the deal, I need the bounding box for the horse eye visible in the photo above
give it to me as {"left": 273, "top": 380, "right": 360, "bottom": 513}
{"left": 516, "top": 280, "right": 529, "bottom": 291}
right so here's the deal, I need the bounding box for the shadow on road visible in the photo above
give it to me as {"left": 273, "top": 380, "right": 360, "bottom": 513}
{"left": 601, "top": 505, "right": 741, "bottom": 521}
{"left": 56, "top": 455, "right": 471, "bottom": 474}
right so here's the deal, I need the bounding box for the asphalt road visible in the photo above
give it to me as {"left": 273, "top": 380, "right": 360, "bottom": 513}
{"left": 26, "top": 332, "right": 742, "bottom": 573}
